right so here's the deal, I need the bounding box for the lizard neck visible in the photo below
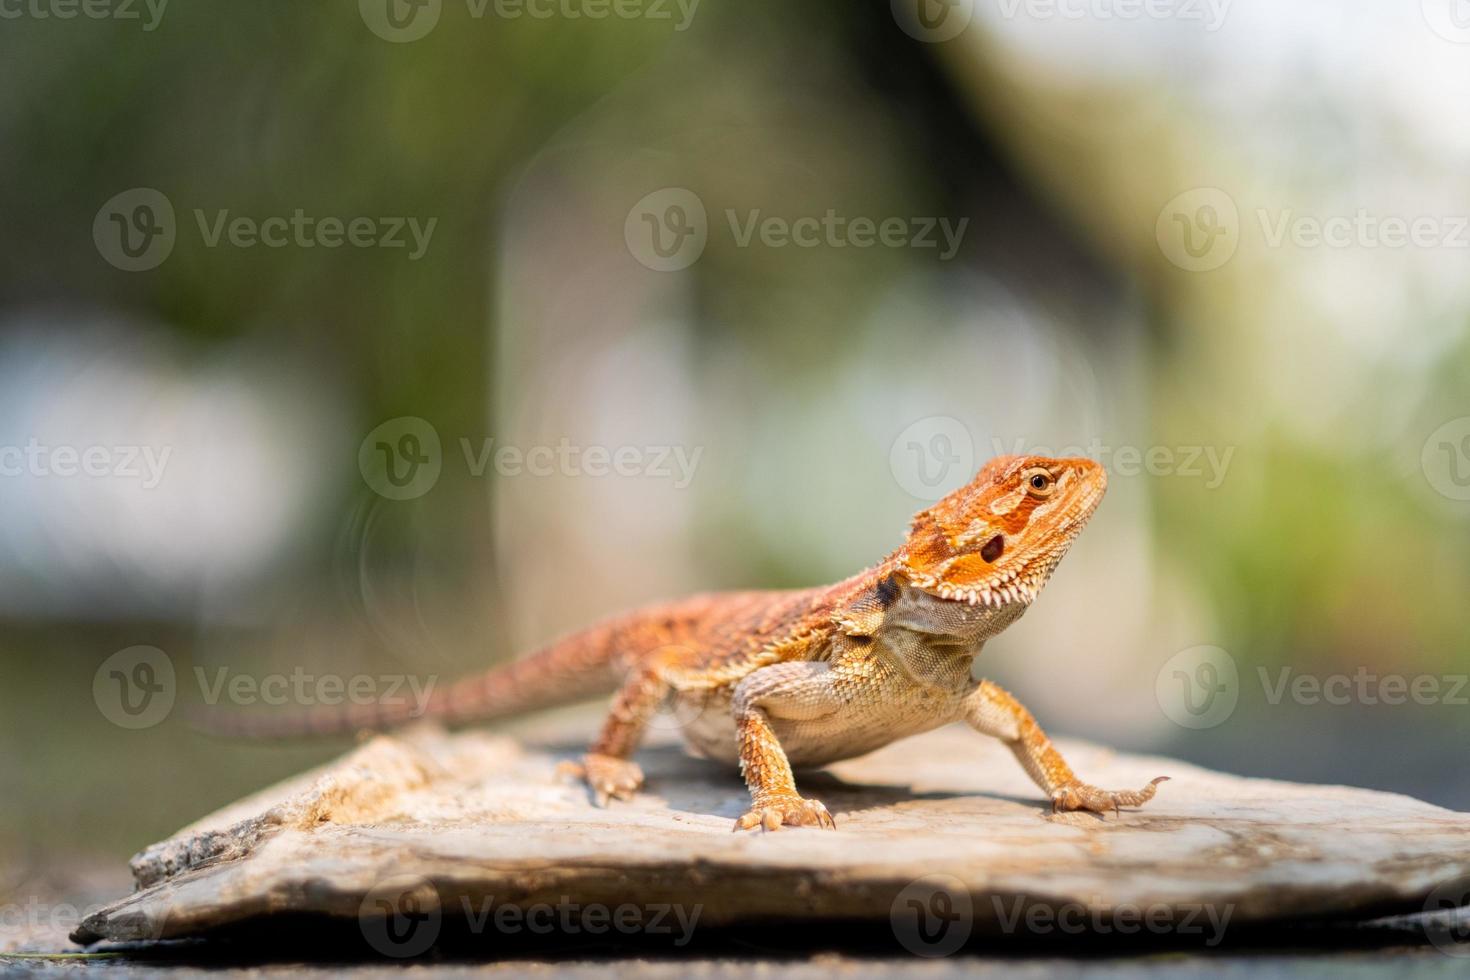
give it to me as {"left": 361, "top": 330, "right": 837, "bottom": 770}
{"left": 883, "top": 576, "right": 1028, "bottom": 643}
{"left": 830, "top": 553, "right": 1028, "bottom": 646}
{"left": 869, "top": 578, "right": 1018, "bottom": 693}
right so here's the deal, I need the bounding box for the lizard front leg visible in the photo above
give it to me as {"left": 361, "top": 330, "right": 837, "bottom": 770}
{"left": 963, "top": 680, "right": 1168, "bottom": 815}
{"left": 559, "top": 649, "right": 688, "bottom": 806}
{"left": 730, "top": 662, "right": 839, "bottom": 831}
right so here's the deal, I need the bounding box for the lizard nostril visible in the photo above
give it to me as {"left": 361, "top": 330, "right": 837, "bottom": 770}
{"left": 980, "top": 534, "right": 1004, "bottom": 563}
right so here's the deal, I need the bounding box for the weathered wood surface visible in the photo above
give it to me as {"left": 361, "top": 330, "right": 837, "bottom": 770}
{"left": 69, "top": 724, "right": 1470, "bottom": 953}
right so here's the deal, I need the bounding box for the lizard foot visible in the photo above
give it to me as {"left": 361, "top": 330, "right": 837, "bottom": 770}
{"left": 1051, "top": 776, "right": 1169, "bottom": 816}
{"left": 733, "top": 795, "right": 836, "bottom": 832}
{"left": 556, "top": 753, "right": 644, "bottom": 807}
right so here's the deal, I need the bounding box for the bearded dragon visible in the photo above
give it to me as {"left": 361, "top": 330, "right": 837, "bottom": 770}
{"left": 223, "top": 454, "right": 1166, "bottom": 831}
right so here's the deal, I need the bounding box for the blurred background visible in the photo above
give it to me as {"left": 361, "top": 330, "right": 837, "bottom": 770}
{"left": 2, "top": 0, "right": 1468, "bottom": 878}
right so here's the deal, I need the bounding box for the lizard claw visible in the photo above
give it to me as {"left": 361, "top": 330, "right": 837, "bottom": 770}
{"left": 1051, "top": 776, "right": 1169, "bottom": 817}
{"left": 557, "top": 753, "right": 644, "bottom": 807}
{"left": 733, "top": 795, "right": 837, "bottom": 832}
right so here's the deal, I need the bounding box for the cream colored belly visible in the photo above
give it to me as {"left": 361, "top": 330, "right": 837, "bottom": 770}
{"left": 671, "top": 685, "right": 962, "bottom": 769}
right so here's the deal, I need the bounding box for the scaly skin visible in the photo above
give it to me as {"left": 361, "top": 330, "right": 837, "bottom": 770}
{"left": 218, "top": 454, "right": 1167, "bottom": 830}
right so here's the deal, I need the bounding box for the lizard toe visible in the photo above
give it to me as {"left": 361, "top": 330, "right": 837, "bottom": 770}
{"left": 1051, "top": 776, "right": 1169, "bottom": 816}
{"left": 560, "top": 753, "right": 644, "bottom": 807}
{"left": 733, "top": 796, "right": 837, "bottom": 832}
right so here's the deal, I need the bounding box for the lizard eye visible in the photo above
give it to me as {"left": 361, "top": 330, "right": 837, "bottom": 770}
{"left": 1023, "top": 468, "right": 1055, "bottom": 497}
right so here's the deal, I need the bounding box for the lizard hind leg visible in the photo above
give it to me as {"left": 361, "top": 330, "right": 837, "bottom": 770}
{"left": 558, "top": 648, "right": 691, "bottom": 807}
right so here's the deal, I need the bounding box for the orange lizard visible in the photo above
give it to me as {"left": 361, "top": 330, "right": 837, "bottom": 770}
{"left": 219, "top": 454, "right": 1166, "bottom": 831}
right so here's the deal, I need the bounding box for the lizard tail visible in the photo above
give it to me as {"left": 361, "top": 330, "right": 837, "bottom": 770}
{"left": 191, "top": 618, "right": 628, "bottom": 740}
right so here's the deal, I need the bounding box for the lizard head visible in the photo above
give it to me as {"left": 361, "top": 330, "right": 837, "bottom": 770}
{"left": 899, "top": 454, "right": 1106, "bottom": 608}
